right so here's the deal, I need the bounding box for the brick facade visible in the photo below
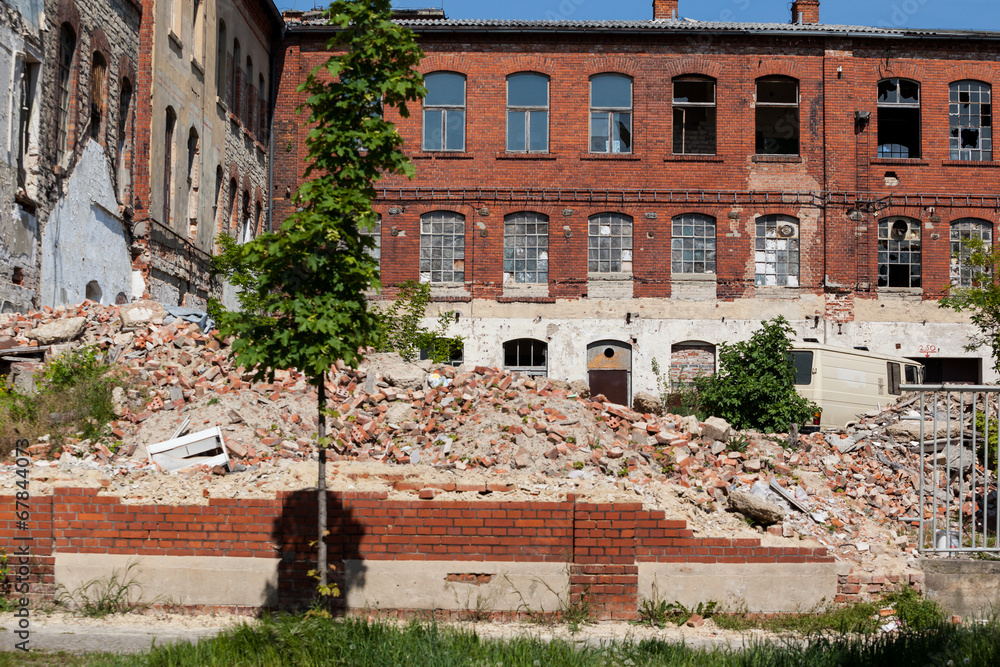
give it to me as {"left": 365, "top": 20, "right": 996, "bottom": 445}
{"left": 275, "top": 6, "right": 1000, "bottom": 391}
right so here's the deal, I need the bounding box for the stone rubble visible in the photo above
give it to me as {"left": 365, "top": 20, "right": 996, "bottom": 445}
{"left": 6, "top": 300, "right": 989, "bottom": 601}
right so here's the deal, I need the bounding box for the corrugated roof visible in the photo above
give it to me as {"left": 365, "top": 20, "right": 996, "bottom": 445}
{"left": 285, "top": 13, "right": 991, "bottom": 38}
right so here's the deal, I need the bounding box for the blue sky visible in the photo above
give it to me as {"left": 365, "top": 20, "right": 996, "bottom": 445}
{"left": 276, "top": 0, "right": 999, "bottom": 31}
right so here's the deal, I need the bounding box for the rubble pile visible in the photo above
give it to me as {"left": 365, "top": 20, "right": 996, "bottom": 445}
{"left": 6, "top": 300, "right": 986, "bottom": 595}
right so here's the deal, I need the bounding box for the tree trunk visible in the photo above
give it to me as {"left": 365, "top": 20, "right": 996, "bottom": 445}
{"left": 317, "top": 377, "right": 327, "bottom": 587}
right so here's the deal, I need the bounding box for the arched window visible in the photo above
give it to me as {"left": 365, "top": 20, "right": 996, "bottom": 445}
{"left": 227, "top": 177, "right": 237, "bottom": 234}
{"left": 419, "top": 211, "right": 465, "bottom": 283}
{"left": 213, "top": 165, "right": 223, "bottom": 232}
{"left": 503, "top": 339, "right": 548, "bottom": 377}
{"left": 423, "top": 72, "right": 465, "bottom": 151}
{"left": 755, "top": 215, "right": 800, "bottom": 287}
{"left": 216, "top": 21, "right": 226, "bottom": 99}
{"left": 506, "top": 73, "right": 548, "bottom": 153}
{"left": 245, "top": 56, "right": 253, "bottom": 127}
{"left": 877, "top": 217, "right": 921, "bottom": 288}
{"left": 240, "top": 188, "right": 251, "bottom": 243}
{"left": 878, "top": 78, "right": 920, "bottom": 158}
{"left": 85, "top": 280, "right": 102, "bottom": 304}
{"left": 258, "top": 72, "right": 267, "bottom": 140}
{"left": 187, "top": 127, "right": 200, "bottom": 239}
{"left": 90, "top": 52, "right": 107, "bottom": 141}
{"left": 673, "top": 76, "right": 716, "bottom": 155}
{"left": 950, "top": 218, "right": 992, "bottom": 287}
{"left": 163, "top": 107, "right": 176, "bottom": 224}
{"left": 588, "top": 213, "right": 633, "bottom": 274}
{"left": 671, "top": 213, "right": 716, "bottom": 274}
{"left": 756, "top": 76, "right": 799, "bottom": 155}
{"left": 950, "top": 81, "right": 992, "bottom": 161}
{"left": 590, "top": 74, "right": 632, "bottom": 154}
{"left": 670, "top": 341, "right": 716, "bottom": 386}
{"left": 504, "top": 212, "right": 549, "bottom": 284}
{"left": 116, "top": 78, "right": 133, "bottom": 201}
{"left": 192, "top": 0, "right": 204, "bottom": 62}
{"left": 56, "top": 23, "right": 76, "bottom": 163}
{"left": 231, "top": 39, "right": 240, "bottom": 110}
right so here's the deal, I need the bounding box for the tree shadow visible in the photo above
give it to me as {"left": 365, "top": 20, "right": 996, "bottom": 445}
{"left": 271, "top": 489, "right": 366, "bottom": 614}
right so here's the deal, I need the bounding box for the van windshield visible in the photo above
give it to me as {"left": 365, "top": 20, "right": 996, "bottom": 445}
{"left": 790, "top": 351, "right": 813, "bottom": 385}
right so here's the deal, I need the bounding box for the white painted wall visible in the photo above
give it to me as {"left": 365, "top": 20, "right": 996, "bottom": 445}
{"left": 40, "top": 140, "right": 135, "bottom": 307}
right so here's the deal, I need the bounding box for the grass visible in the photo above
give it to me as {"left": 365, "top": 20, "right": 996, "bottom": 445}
{"left": 0, "top": 346, "right": 132, "bottom": 456}
{"left": 54, "top": 561, "right": 157, "bottom": 618}
{"left": 64, "top": 614, "right": 1000, "bottom": 667}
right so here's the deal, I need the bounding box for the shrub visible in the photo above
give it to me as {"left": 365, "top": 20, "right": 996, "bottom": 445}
{"left": 373, "top": 280, "right": 462, "bottom": 363}
{"left": 695, "top": 316, "right": 818, "bottom": 433}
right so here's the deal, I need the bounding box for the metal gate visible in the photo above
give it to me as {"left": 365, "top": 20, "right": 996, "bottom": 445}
{"left": 588, "top": 341, "right": 631, "bottom": 407}
{"left": 901, "top": 384, "right": 1000, "bottom": 554}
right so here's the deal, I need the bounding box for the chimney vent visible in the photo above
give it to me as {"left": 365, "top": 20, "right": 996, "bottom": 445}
{"left": 790, "top": 0, "right": 820, "bottom": 24}
{"left": 652, "top": 0, "right": 679, "bottom": 20}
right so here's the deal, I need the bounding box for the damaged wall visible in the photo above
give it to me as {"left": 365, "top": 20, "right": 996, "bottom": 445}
{"left": 40, "top": 140, "right": 135, "bottom": 307}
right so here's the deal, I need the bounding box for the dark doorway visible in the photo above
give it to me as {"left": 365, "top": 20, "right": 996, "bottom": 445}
{"left": 587, "top": 340, "right": 631, "bottom": 406}
{"left": 589, "top": 369, "right": 629, "bottom": 406}
{"left": 911, "top": 357, "right": 982, "bottom": 384}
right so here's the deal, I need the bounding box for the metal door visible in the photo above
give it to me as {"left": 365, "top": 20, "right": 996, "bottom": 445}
{"left": 587, "top": 340, "right": 631, "bottom": 406}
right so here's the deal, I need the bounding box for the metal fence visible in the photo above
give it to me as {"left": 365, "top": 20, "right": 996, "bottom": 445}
{"left": 900, "top": 385, "right": 1000, "bottom": 554}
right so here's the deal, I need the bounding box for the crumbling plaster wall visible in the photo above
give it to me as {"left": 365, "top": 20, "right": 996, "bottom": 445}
{"left": 40, "top": 140, "right": 134, "bottom": 307}
{"left": 426, "top": 296, "right": 998, "bottom": 399}
{"left": 0, "top": 0, "right": 42, "bottom": 313}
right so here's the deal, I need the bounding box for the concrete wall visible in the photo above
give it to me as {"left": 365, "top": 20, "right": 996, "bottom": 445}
{"left": 923, "top": 558, "right": 1000, "bottom": 621}
{"left": 40, "top": 140, "right": 135, "bottom": 307}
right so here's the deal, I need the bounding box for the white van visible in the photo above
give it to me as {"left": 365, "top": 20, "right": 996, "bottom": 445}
{"left": 789, "top": 343, "right": 924, "bottom": 429}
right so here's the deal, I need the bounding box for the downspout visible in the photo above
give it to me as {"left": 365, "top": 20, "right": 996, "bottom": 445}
{"left": 822, "top": 42, "right": 828, "bottom": 344}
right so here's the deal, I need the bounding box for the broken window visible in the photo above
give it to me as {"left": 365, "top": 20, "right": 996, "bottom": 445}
{"left": 671, "top": 213, "right": 716, "bottom": 274}
{"left": 504, "top": 212, "right": 549, "bottom": 284}
{"left": 950, "top": 80, "right": 992, "bottom": 161}
{"left": 163, "top": 107, "right": 176, "bottom": 225}
{"left": 361, "top": 215, "right": 381, "bottom": 270}
{"left": 590, "top": 74, "right": 632, "bottom": 154}
{"left": 878, "top": 78, "right": 921, "bottom": 159}
{"left": 420, "top": 211, "right": 465, "bottom": 283}
{"left": 877, "top": 217, "right": 921, "bottom": 288}
{"left": 673, "top": 77, "right": 716, "bottom": 155}
{"left": 56, "top": 23, "right": 76, "bottom": 164}
{"left": 423, "top": 72, "right": 465, "bottom": 151}
{"left": 588, "top": 213, "right": 633, "bottom": 274}
{"left": 503, "top": 338, "right": 548, "bottom": 377}
{"left": 755, "top": 77, "right": 799, "bottom": 155}
{"left": 227, "top": 177, "right": 237, "bottom": 235}
{"left": 16, "top": 60, "right": 38, "bottom": 191}
{"left": 950, "top": 218, "right": 992, "bottom": 287}
{"left": 240, "top": 188, "right": 252, "bottom": 243}
{"left": 116, "top": 78, "right": 133, "bottom": 201}
{"left": 216, "top": 21, "right": 226, "bottom": 99}
{"left": 754, "top": 215, "right": 800, "bottom": 287}
{"left": 507, "top": 73, "right": 548, "bottom": 153}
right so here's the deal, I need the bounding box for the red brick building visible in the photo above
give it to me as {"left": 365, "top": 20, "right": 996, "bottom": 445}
{"left": 275, "top": 0, "right": 1000, "bottom": 402}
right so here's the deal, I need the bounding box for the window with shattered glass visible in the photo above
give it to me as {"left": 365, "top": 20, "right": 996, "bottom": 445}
{"left": 754, "top": 215, "right": 799, "bottom": 287}
{"left": 671, "top": 213, "right": 716, "bottom": 274}
{"left": 419, "top": 212, "right": 465, "bottom": 283}
{"left": 361, "top": 215, "right": 381, "bottom": 271}
{"left": 878, "top": 78, "right": 921, "bottom": 159}
{"left": 877, "top": 217, "right": 921, "bottom": 288}
{"left": 588, "top": 213, "right": 633, "bottom": 274}
{"left": 950, "top": 218, "right": 992, "bottom": 287}
{"left": 950, "top": 80, "right": 992, "bottom": 161}
{"left": 504, "top": 212, "right": 549, "bottom": 284}
{"left": 755, "top": 77, "right": 799, "bottom": 155}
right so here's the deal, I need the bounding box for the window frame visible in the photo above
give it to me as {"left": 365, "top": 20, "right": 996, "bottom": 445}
{"left": 361, "top": 215, "right": 381, "bottom": 271}
{"left": 950, "top": 80, "right": 992, "bottom": 162}
{"left": 506, "top": 72, "right": 549, "bottom": 153}
{"left": 588, "top": 212, "right": 634, "bottom": 275}
{"left": 877, "top": 78, "right": 921, "bottom": 159}
{"left": 671, "top": 213, "right": 717, "bottom": 275}
{"left": 754, "top": 214, "right": 800, "bottom": 287}
{"left": 950, "top": 218, "right": 992, "bottom": 287}
{"left": 56, "top": 23, "right": 76, "bottom": 164}
{"left": 672, "top": 76, "right": 717, "bottom": 156}
{"left": 504, "top": 212, "right": 550, "bottom": 284}
{"left": 755, "top": 76, "right": 800, "bottom": 156}
{"left": 422, "top": 71, "right": 466, "bottom": 152}
{"left": 589, "top": 73, "right": 633, "bottom": 155}
{"left": 419, "top": 211, "right": 466, "bottom": 284}
{"left": 877, "top": 216, "right": 922, "bottom": 289}
{"left": 503, "top": 338, "right": 548, "bottom": 377}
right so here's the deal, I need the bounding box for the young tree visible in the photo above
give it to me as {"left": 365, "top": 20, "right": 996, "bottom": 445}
{"left": 213, "top": 0, "right": 425, "bottom": 593}
{"left": 695, "top": 316, "right": 818, "bottom": 432}
{"left": 939, "top": 237, "right": 1000, "bottom": 373}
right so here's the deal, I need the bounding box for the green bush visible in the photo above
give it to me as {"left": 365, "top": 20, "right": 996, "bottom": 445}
{"left": 882, "top": 587, "right": 946, "bottom": 632}
{"left": 694, "top": 316, "right": 818, "bottom": 433}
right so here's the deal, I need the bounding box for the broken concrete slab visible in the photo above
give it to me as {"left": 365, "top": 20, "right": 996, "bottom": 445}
{"left": 729, "top": 489, "right": 784, "bottom": 525}
{"left": 27, "top": 317, "right": 86, "bottom": 345}
{"left": 119, "top": 300, "right": 168, "bottom": 328}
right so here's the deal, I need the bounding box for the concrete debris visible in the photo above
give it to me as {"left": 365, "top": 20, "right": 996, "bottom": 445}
{"left": 4, "top": 300, "right": 977, "bottom": 600}
{"left": 147, "top": 427, "right": 229, "bottom": 472}
{"left": 632, "top": 391, "right": 663, "bottom": 417}
{"left": 26, "top": 317, "right": 87, "bottom": 345}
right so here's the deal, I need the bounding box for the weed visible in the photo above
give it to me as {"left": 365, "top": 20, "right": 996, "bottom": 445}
{"left": 714, "top": 598, "right": 881, "bottom": 636}
{"left": 882, "top": 587, "right": 946, "bottom": 632}
{"left": 572, "top": 461, "right": 584, "bottom": 470}
{"left": 728, "top": 432, "right": 751, "bottom": 453}
{"left": 54, "top": 561, "right": 155, "bottom": 617}
{"left": 206, "top": 397, "right": 220, "bottom": 406}
{"left": 617, "top": 466, "right": 630, "bottom": 478}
